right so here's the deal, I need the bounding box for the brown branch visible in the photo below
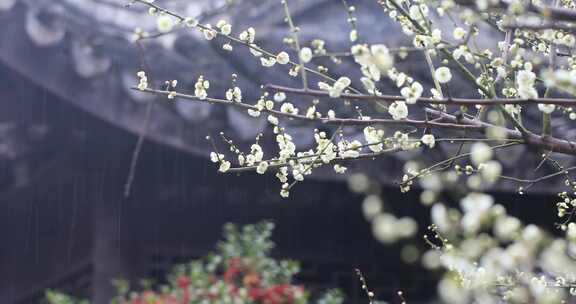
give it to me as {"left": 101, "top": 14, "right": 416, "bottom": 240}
{"left": 132, "top": 87, "right": 484, "bottom": 131}
{"left": 133, "top": 87, "right": 576, "bottom": 156}
{"left": 427, "top": 109, "right": 576, "bottom": 156}
{"left": 265, "top": 84, "right": 576, "bottom": 106}
{"left": 502, "top": 22, "right": 576, "bottom": 32}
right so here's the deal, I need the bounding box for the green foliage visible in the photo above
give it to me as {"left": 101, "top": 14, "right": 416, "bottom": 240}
{"left": 45, "top": 290, "right": 89, "bottom": 304}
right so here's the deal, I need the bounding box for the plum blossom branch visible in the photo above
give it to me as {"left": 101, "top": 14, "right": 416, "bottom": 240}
{"left": 132, "top": 87, "right": 486, "bottom": 131}
{"left": 227, "top": 137, "right": 521, "bottom": 173}
{"left": 264, "top": 84, "right": 576, "bottom": 106}
{"left": 128, "top": 0, "right": 363, "bottom": 94}
{"left": 280, "top": 0, "right": 308, "bottom": 90}
{"left": 426, "top": 108, "right": 576, "bottom": 156}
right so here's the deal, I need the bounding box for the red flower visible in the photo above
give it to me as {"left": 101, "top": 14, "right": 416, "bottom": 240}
{"left": 224, "top": 266, "right": 241, "bottom": 283}
{"left": 176, "top": 275, "right": 190, "bottom": 289}
{"left": 224, "top": 257, "right": 245, "bottom": 283}
{"left": 249, "top": 287, "right": 264, "bottom": 300}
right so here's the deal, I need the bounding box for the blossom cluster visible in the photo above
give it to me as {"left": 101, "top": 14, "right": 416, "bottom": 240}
{"left": 128, "top": 0, "right": 576, "bottom": 301}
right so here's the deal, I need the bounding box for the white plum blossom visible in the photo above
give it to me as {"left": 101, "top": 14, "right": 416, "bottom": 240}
{"left": 400, "top": 82, "right": 423, "bottom": 104}
{"left": 333, "top": 164, "right": 347, "bottom": 174}
{"left": 275, "top": 167, "right": 288, "bottom": 183}
{"left": 276, "top": 51, "right": 290, "bottom": 65}
{"left": 494, "top": 216, "right": 521, "bottom": 241}
{"left": 216, "top": 20, "right": 232, "bottom": 35}
{"left": 460, "top": 192, "right": 494, "bottom": 233}
{"left": 273, "top": 92, "right": 286, "bottom": 102}
{"left": 431, "top": 29, "right": 442, "bottom": 44}
{"left": 260, "top": 57, "right": 276, "bottom": 67}
{"left": 277, "top": 134, "right": 296, "bottom": 160}
{"left": 339, "top": 140, "right": 362, "bottom": 158}
{"left": 136, "top": 71, "right": 148, "bottom": 91}
{"left": 201, "top": 24, "right": 216, "bottom": 40}
{"left": 303, "top": 105, "right": 314, "bottom": 119}
{"left": 517, "top": 70, "right": 536, "bottom": 87}
{"left": 347, "top": 173, "right": 369, "bottom": 193}
{"left": 516, "top": 70, "right": 538, "bottom": 99}
{"left": 250, "top": 144, "right": 264, "bottom": 162}
{"left": 349, "top": 29, "right": 358, "bottom": 42}
{"left": 210, "top": 152, "right": 223, "bottom": 163}
{"left": 538, "top": 103, "right": 556, "bottom": 114}
{"left": 239, "top": 27, "right": 256, "bottom": 43}
{"left": 368, "top": 45, "right": 394, "bottom": 74}
{"left": 470, "top": 142, "right": 492, "bottom": 165}
{"left": 453, "top": 45, "right": 475, "bottom": 63}
{"left": 388, "top": 70, "right": 408, "bottom": 87}
{"left": 292, "top": 169, "right": 304, "bottom": 181}
{"left": 421, "top": 134, "right": 436, "bottom": 148}
{"left": 280, "top": 102, "right": 298, "bottom": 115}
{"left": 300, "top": 47, "right": 313, "bottom": 63}
{"left": 256, "top": 161, "right": 269, "bottom": 174}
{"left": 397, "top": 217, "right": 417, "bottom": 238}
{"left": 363, "top": 126, "right": 385, "bottom": 152}
{"left": 351, "top": 44, "right": 393, "bottom": 81}
{"left": 362, "top": 194, "right": 382, "bottom": 220}
{"left": 480, "top": 160, "right": 502, "bottom": 183}
{"left": 218, "top": 160, "right": 231, "bottom": 173}
{"left": 225, "top": 87, "right": 242, "bottom": 102}
{"left": 156, "top": 15, "right": 174, "bottom": 33}
{"left": 430, "top": 88, "right": 443, "bottom": 99}
{"left": 280, "top": 183, "right": 290, "bottom": 198}
{"left": 331, "top": 77, "right": 351, "bottom": 96}
{"left": 435, "top": 67, "right": 452, "bottom": 84}
{"left": 431, "top": 203, "right": 452, "bottom": 233}
{"left": 372, "top": 214, "right": 401, "bottom": 243}
{"left": 315, "top": 133, "right": 337, "bottom": 163}
{"left": 372, "top": 213, "right": 417, "bottom": 244}
{"left": 453, "top": 27, "right": 466, "bottom": 40}
{"left": 194, "top": 76, "right": 209, "bottom": 100}
{"left": 393, "top": 131, "right": 416, "bottom": 151}
{"left": 222, "top": 43, "right": 233, "bottom": 51}
{"left": 267, "top": 115, "right": 279, "bottom": 125}
{"left": 318, "top": 77, "right": 351, "bottom": 98}
{"left": 409, "top": 4, "right": 429, "bottom": 20}
{"left": 388, "top": 101, "right": 409, "bottom": 120}
{"left": 327, "top": 109, "right": 336, "bottom": 119}
{"left": 360, "top": 77, "right": 377, "bottom": 94}
{"left": 247, "top": 109, "right": 261, "bottom": 117}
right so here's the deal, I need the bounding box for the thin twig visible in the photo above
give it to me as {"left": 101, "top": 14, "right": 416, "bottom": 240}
{"left": 354, "top": 269, "right": 375, "bottom": 304}
{"left": 124, "top": 41, "right": 155, "bottom": 198}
